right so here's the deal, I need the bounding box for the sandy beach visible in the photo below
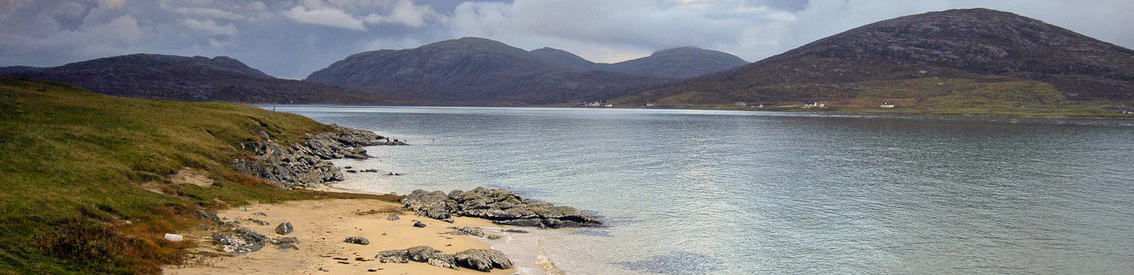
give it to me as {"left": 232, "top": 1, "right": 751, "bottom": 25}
{"left": 164, "top": 198, "right": 516, "bottom": 275}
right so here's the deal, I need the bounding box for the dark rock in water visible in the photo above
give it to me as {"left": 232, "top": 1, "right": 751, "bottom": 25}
{"left": 402, "top": 187, "right": 602, "bottom": 228}
{"left": 503, "top": 229, "right": 529, "bottom": 234}
{"left": 413, "top": 221, "right": 427, "bottom": 228}
{"left": 376, "top": 246, "right": 512, "bottom": 271}
{"left": 613, "top": 252, "right": 724, "bottom": 275}
{"left": 346, "top": 170, "right": 357, "bottom": 173}
{"left": 344, "top": 236, "right": 369, "bottom": 245}
{"left": 275, "top": 221, "right": 293, "bottom": 235}
{"left": 213, "top": 228, "right": 268, "bottom": 254}
{"left": 362, "top": 169, "right": 378, "bottom": 173}
{"left": 487, "top": 234, "right": 502, "bottom": 240}
{"left": 454, "top": 249, "right": 514, "bottom": 271}
{"left": 387, "top": 213, "right": 400, "bottom": 221}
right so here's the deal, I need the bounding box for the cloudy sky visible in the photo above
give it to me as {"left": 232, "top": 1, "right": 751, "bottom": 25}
{"left": 2, "top": 0, "right": 1132, "bottom": 79}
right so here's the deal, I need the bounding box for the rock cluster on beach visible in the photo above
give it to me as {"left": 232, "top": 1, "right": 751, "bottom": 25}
{"left": 233, "top": 125, "right": 404, "bottom": 188}
{"left": 403, "top": 187, "right": 603, "bottom": 228}
{"left": 213, "top": 228, "right": 299, "bottom": 254}
{"left": 375, "top": 246, "right": 514, "bottom": 271}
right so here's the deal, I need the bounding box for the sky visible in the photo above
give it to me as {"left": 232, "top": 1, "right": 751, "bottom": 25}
{"left": 2, "top": 0, "right": 1132, "bottom": 79}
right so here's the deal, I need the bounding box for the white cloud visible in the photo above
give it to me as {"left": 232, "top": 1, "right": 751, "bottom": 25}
{"left": 363, "top": 0, "right": 443, "bottom": 28}
{"left": 98, "top": 0, "right": 125, "bottom": 9}
{"left": 450, "top": 0, "right": 794, "bottom": 62}
{"left": 180, "top": 18, "right": 237, "bottom": 36}
{"left": 284, "top": 5, "right": 366, "bottom": 31}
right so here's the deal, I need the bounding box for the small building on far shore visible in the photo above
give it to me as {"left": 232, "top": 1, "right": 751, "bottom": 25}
{"left": 881, "top": 102, "right": 896, "bottom": 108}
{"left": 803, "top": 101, "right": 825, "bottom": 108}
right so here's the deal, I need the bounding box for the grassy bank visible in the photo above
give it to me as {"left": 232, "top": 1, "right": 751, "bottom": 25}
{"left": 0, "top": 79, "right": 388, "bottom": 274}
{"left": 634, "top": 78, "right": 1132, "bottom": 118}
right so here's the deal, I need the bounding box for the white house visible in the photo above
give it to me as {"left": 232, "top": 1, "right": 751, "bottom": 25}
{"left": 803, "top": 101, "right": 825, "bottom": 108}
{"left": 881, "top": 102, "right": 896, "bottom": 108}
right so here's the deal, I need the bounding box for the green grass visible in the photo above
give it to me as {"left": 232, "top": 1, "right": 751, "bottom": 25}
{"left": 636, "top": 78, "right": 1130, "bottom": 118}
{"left": 0, "top": 79, "right": 392, "bottom": 274}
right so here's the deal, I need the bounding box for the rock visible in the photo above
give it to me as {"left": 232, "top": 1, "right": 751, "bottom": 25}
{"left": 413, "top": 221, "right": 427, "bottom": 228}
{"left": 233, "top": 125, "right": 387, "bottom": 189}
{"left": 387, "top": 214, "right": 400, "bottom": 221}
{"left": 454, "top": 249, "right": 514, "bottom": 271}
{"left": 163, "top": 233, "right": 183, "bottom": 242}
{"left": 275, "top": 221, "right": 293, "bottom": 235}
{"left": 375, "top": 246, "right": 513, "bottom": 271}
{"left": 444, "top": 226, "right": 485, "bottom": 237}
{"left": 402, "top": 187, "right": 602, "bottom": 228}
{"left": 213, "top": 228, "right": 268, "bottom": 254}
{"left": 487, "top": 234, "right": 502, "bottom": 240}
{"left": 197, "top": 210, "right": 222, "bottom": 224}
{"left": 344, "top": 236, "right": 369, "bottom": 245}
{"left": 247, "top": 218, "right": 270, "bottom": 226}
{"left": 503, "top": 229, "right": 529, "bottom": 233}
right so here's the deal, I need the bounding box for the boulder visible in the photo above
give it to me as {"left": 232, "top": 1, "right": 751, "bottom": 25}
{"left": 413, "top": 221, "right": 427, "bottom": 228}
{"left": 344, "top": 236, "right": 369, "bottom": 245}
{"left": 213, "top": 228, "right": 268, "bottom": 254}
{"left": 402, "top": 188, "right": 602, "bottom": 228}
{"left": 275, "top": 221, "right": 293, "bottom": 235}
{"left": 376, "top": 246, "right": 513, "bottom": 271}
{"left": 387, "top": 213, "right": 400, "bottom": 221}
{"left": 454, "top": 249, "right": 514, "bottom": 271}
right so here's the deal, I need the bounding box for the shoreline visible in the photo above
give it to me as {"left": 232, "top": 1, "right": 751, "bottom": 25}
{"left": 165, "top": 151, "right": 570, "bottom": 275}
{"left": 324, "top": 158, "right": 569, "bottom": 275}
{"left": 163, "top": 197, "right": 517, "bottom": 275}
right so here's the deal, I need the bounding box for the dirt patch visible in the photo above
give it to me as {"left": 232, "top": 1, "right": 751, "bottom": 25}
{"left": 171, "top": 168, "right": 214, "bottom": 187}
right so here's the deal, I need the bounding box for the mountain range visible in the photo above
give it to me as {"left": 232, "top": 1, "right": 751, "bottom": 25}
{"left": 304, "top": 37, "right": 746, "bottom": 104}
{"left": 2, "top": 8, "right": 1130, "bottom": 111}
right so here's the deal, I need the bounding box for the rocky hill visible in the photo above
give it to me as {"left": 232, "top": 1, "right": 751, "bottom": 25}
{"left": 627, "top": 8, "right": 1134, "bottom": 107}
{"left": 0, "top": 54, "right": 385, "bottom": 104}
{"left": 304, "top": 37, "right": 747, "bottom": 104}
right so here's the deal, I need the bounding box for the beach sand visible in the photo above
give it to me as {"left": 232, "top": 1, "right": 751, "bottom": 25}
{"left": 163, "top": 198, "right": 515, "bottom": 275}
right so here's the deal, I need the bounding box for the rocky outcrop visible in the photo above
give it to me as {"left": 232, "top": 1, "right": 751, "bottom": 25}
{"left": 213, "top": 228, "right": 300, "bottom": 254}
{"left": 403, "top": 188, "right": 602, "bottom": 228}
{"left": 376, "top": 246, "right": 513, "bottom": 271}
{"left": 234, "top": 125, "right": 402, "bottom": 189}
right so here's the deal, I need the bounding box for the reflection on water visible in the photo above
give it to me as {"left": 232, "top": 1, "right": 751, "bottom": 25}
{"left": 273, "top": 106, "right": 1134, "bottom": 274}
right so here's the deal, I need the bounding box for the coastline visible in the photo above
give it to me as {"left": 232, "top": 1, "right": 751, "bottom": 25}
{"left": 165, "top": 150, "right": 569, "bottom": 275}
{"left": 325, "top": 157, "right": 567, "bottom": 275}
{"left": 163, "top": 197, "right": 515, "bottom": 275}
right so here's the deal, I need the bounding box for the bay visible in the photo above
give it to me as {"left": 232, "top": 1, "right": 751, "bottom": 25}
{"left": 272, "top": 106, "right": 1134, "bottom": 274}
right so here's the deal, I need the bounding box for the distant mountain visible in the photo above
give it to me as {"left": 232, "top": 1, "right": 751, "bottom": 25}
{"left": 530, "top": 47, "right": 598, "bottom": 72}
{"left": 605, "top": 47, "right": 748, "bottom": 79}
{"left": 305, "top": 37, "right": 669, "bottom": 105}
{"left": 628, "top": 8, "right": 1134, "bottom": 106}
{"left": 0, "top": 54, "right": 385, "bottom": 104}
{"left": 530, "top": 46, "right": 749, "bottom": 78}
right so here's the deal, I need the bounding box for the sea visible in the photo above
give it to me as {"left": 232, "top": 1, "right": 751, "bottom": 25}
{"left": 269, "top": 106, "right": 1134, "bottom": 275}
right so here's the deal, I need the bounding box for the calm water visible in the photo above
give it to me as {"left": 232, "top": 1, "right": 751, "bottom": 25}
{"left": 273, "top": 106, "right": 1134, "bottom": 274}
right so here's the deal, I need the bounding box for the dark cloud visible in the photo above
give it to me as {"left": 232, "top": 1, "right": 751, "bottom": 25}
{"left": 1, "top": 0, "right": 1130, "bottom": 79}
